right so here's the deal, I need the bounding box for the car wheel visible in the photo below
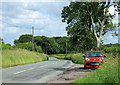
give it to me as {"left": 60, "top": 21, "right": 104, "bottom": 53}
{"left": 84, "top": 65, "right": 87, "bottom": 69}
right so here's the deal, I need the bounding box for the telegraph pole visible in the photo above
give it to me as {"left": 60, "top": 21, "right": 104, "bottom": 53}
{"left": 46, "top": 42, "right": 47, "bottom": 54}
{"left": 32, "top": 26, "right": 34, "bottom": 51}
{"left": 66, "top": 39, "right": 67, "bottom": 54}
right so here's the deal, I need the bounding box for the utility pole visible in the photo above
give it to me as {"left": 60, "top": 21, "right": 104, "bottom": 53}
{"left": 32, "top": 26, "right": 34, "bottom": 51}
{"left": 66, "top": 39, "right": 67, "bottom": 54}
{"left": 46, "top": 42, "right": 47, "bottom": 54}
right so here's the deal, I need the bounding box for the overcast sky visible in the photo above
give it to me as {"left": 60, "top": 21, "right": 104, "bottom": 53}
{"left": 0, "top": 1, "right": 118, "bottom": 45}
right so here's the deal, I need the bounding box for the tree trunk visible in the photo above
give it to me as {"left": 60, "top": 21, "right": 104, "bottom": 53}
{"left": 97, "top": 39, "right": 100, "bottom": 48}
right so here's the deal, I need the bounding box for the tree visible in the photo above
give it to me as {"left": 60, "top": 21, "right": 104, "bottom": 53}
{"left": 116, "top": 1, "right": 120, "bottom": 26}
{"left": 15, "top": 42, "right": 43, "bottom": 53}
{"left": 47, "top": 38, "right": 60, "bottom": 54}
{"left": 34, "top": 36, "right": 60, "bottom": 54}
{"left": 62, "top": 2, "right": 117, "bottom": 48}
{"left": 0, "top": 38, "right": 4, "bottom": 44}
{"left": 53, "top": 37, "right": 69, "bottom": 54}
{"left": 14, "top": 34, "right": 32, "bottom": 44}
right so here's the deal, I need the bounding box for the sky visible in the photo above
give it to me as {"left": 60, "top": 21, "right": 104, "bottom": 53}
{"left": 0, "top": 1, "right": 119, "bottom": 45}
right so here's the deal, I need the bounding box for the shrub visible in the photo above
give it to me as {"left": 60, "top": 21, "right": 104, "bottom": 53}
{"left": 71, "top": 53, "right": 84, "bottom": 64}
{"left": 102, "top": 46, "right": 120, "bottom": 53}
{"left": 2, "top": 44, "right": 14, "bottom": 50}
{"left": 35, "top": 46, "right": 43, "bottom": 53}
{"left": 64, "top": 54, "right": 72, "bottom": 60}
{"left": 15, "top": 42, "right": 43, "bottom": 53}
{"left": 51, "top": 53, "right": 84, "bottom": 64}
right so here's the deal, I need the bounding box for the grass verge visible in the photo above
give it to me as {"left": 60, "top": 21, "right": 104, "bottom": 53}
{"left": 50, "top": 53, "right": 84, "bottom": 64}
{"left": 1, "top": 49, "right": 48, "bottom": 68}
{"left": 74, "top": 54, "right": 118, "bottom": 83}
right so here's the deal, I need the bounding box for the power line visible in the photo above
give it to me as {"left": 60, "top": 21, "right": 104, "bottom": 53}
{"left": 0, "top": 19, "right": 29, "bottom": 28}
{"left": 0, "top": 19, "right": 20, "bottom": 28}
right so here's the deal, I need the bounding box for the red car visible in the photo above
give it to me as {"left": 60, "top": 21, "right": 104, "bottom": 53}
{"left": 83, "top": 50, "right": 106, "bottom": 69}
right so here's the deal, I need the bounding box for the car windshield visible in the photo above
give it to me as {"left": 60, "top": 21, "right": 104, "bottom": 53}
{"left": 87, "top": 52, "right": 103, "bottom": 57}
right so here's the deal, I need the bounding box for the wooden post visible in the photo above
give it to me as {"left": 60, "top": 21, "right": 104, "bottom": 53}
{"left": 66, "top": 39, "right": 67, "bottom": 54}
{"left": 32, "top": 26, "right": 34, "bottom": 51}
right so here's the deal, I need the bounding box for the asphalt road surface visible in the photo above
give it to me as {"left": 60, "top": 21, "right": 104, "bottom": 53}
{"left": 1, "top": 57, "right": 74, "bottom": 83}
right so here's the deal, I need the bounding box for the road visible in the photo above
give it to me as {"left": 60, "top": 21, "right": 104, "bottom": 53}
{"left": 1, "top": 57, "right": 74, "bottom": 83}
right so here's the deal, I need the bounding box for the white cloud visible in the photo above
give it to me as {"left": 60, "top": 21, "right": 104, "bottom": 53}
{"left": 108, "top": 5, "right": 118, "bottom": 25}
{"left": 3, "top": 27, "right": 19, "bottom": 34}
{"left": 109, "top": 5, "right": 115, "bottom": 15}
{"left": 1, "top": 2, "right": 69, "bottom": 45}
{"left": 103, "top": 33, "right": 118, "bottom": 44}
{"left": 112, "top": 39, "right": 118, "bottom": 42}
{"left": 2, "top": 2, "right": 118, "bottom": 45}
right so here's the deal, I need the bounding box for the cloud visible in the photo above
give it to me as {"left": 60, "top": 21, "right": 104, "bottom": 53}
{"left": 7, "top": 27, "right": 19, "bottom": 34}
{"left": 1, "top": 2, "right": 118, "bottom": 45}
{"left": 1, "top": 2, "right": 69, "bottom": 45}
{"left": 103, "top": 33, "right": 118, "bottom": 44}
{"left": 24, "top": 2, "right": 69, "bottom": 17}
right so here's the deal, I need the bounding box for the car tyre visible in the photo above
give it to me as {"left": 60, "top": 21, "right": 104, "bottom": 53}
{"left": 84, "top": 65, "right": 87, "bottom": 69}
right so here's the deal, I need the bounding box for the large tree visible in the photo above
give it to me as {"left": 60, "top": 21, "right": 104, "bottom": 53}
{"left": 62, "top": 2, "right": 117, "bottom": 48}
{"left": 14, "top": 34, "right": 32, "bottom": 44}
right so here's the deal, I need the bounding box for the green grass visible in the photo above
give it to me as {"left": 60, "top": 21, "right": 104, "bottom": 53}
{"left": 1, "top": 49, "right": 48, "bottom": 68}
{"left": 50, "top": 54, "right": 66, "bottom": 59}
{"left": 74, "top": 54, "right": 118, "bottom": 83}
{"left": 51, "top": 53, "right": 119, "bottom": 84}
{"left": 50, "top": 53, "right": 84, "bottom": 64}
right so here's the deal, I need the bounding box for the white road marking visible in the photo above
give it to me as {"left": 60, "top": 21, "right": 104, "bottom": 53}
{"left": 14, "top": 70, "right": 27, "bottom": 75}
{"left": 40, "top": 65, "right": 47, "bottom": 67}
{"left": 14, "top": 68, "right": 34, "bottom": 75}
{"left": 14, "top": 61, "right": 60, "bottom": 75}
{"left": 28, "top": 68, "right": 34, "bottom": 70}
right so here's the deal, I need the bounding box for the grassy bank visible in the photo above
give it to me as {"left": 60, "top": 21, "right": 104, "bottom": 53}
{"left": 75, "top": 53, "right": 118, "bottom": 83}
{"left": 50, "top": 53, "right": 84, "bottom": 64}
{"left": 1, "top": 49, "right": 48, "bottom": 68}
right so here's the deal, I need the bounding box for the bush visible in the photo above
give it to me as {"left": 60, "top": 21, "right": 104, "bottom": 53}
{"left": 15, "top": 42, "right": 43, "bottom": 53}
{"left": 71, "top": 53, "right": 84, "bottom": 64}
{"left": 35, "top": 46, "right": 43, "bottom": 53}
{"left": 50, "top": 54, "right": 65, "bottom": 59}
{"left": 102, "top": 46, "right": 120, "bottom": 53}
{"left": 64, "top": 54, "right": 72, "bottom": 60}
{"left": 15, "top": 42, "right": 33, "bottom": 51}
{"left": 51, "top": 53, "right": 84, "bottom": 64}
{"left": 2, "top": 44, "right": 14, "bottom": 50}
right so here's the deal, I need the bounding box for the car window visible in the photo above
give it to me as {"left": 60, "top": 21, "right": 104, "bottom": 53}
{"left": 87, "top": 52, "right": 103, "bottom": 57}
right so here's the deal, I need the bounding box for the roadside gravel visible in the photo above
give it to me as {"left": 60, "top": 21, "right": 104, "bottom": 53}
{"left": 48, "top": 64, "right": 92, "bottom": 83}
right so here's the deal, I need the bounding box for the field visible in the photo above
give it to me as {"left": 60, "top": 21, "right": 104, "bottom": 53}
{"left": 1, "top": 49, "right": 48, "bottom": 68}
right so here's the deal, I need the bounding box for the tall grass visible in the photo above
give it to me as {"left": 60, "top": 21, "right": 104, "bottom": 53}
{"left": 70, "top": 53, "right": 84, "bottom": 64}
{"left": 1, "top": 49, "right": 48, "bottom": 68}
{"left": 50, "top": 53, "right": 84, "bottom": 64}
{"left": 50, "top": 54, "right": 66, "bottom": 59}
{"left": 75, "top": 54, "right": 118, "bottom": 83}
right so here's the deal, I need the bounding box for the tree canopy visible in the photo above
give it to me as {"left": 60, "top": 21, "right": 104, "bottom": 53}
{"left": 14, "top": 34, "right": 32, "bottom": 44}
{"left": 61, "top": 2, "right": 117, "bottom": 49}
{"left": 14, "top": 35, "right": 70, "bottom": 54}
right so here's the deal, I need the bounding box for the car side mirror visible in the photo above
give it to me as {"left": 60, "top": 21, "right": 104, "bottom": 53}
{"left": 104, "top": 55, "right": 106, "bottom": 58}
{"left": 83, "top": 56, "right": 85, "bottom": 58}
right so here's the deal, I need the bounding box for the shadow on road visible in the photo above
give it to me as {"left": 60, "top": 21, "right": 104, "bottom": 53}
{"left": 65, "top": 67, "right": 92, "bottom": 72}
{"left": 52, "top": 67, "right": 68, "bottom": 71}
{"left": 51, "top": 66, "right": 92, "bottom": 73}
